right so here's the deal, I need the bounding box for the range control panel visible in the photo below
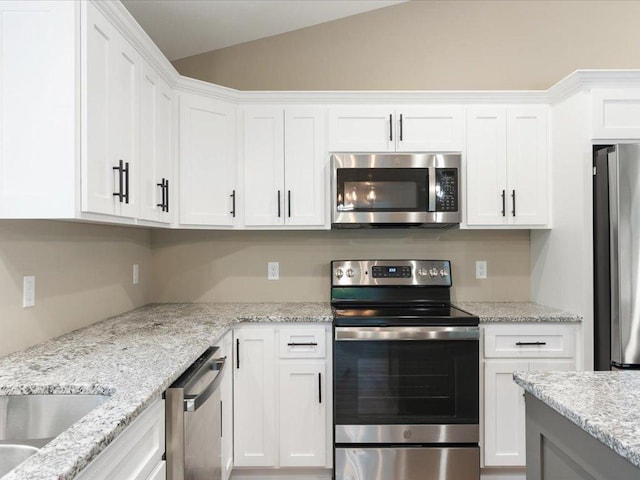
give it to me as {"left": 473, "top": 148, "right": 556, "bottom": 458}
{"left": 331, "top": 260, "right": 452, "bottom": 287}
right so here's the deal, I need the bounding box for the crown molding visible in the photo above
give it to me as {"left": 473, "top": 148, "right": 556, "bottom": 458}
{"left": 548, "top": 70, "right": 640, "bottom": 104}
{"left": 91, "top": 0, "right": 179, "bottom": 86}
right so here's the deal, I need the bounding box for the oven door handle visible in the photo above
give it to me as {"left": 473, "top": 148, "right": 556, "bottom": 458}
{"left": 335, "top": 326, "right": 480, "bottom": 341}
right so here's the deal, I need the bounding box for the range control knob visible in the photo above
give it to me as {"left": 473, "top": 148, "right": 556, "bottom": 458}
{"left": 418, "top": 268, "right": 429, "bottom": 277}
{"left": 335, "top": 268, "right": 344, "bottom": 279}
{"left": 439, "top": 269, "right": 449, "bottom": 277}
{"left": 429, "top": 267, "right": 438, "bottom": 278}
{"left": 346, "top": 268, "right": 355, "bottom": 278}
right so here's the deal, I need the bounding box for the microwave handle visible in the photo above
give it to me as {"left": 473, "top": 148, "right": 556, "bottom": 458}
{"left": 428, "top": 167, "right": 437, "bottom": 212}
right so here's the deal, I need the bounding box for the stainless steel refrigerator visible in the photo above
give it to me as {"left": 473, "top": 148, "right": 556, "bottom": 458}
{"left": 594, "top": 144, "right": 640, "bottom": 370}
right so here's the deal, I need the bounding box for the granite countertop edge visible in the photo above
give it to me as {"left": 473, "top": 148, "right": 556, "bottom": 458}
{"left": 514, "top": 371, "right": 640, "bottom": 469}
{"left": 0, "top": 301, "right": 579, "bottom": 479}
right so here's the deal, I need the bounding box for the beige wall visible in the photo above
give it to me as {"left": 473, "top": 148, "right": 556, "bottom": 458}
{"left": 151, "top": 229, "right": 530, "bottom": 304}
{"left": 0, "top": 221, "right": 152, "bottom": 357}
{"left": 172, "top": 1, "right": 640, "bottom": 91}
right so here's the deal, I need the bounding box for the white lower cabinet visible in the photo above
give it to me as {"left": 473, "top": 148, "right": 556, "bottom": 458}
{"left": 217, "top": 331, "right": 234, "bottom": 480}
{"left": 76, "top": 398, "right": 165, "bottom": 480}
{"left": 482, "top": 324, "right": 577, "bottom": 468}
{"left": 233, "top": 324, "right": 331, "bottom": 471}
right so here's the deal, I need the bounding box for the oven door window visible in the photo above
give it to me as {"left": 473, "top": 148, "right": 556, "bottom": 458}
{"left": 334, "top": 339, "right": 478, "bottom": 425}
{"left": 336, "top": 168, "right": 428, "bottom": 212}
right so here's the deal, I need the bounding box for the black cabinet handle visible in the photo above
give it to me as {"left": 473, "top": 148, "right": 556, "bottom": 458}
{"left": 287, "top": 342, "right": 318, "bottom": 347}
{"left": 399, "top": 114, "right": 403, "bottom": 141}
{"left": 220, "top": 400, "right": 223, "bottom": 437}
{"left": 515, "top": 341, "right": 547, "bottom": 346}
{"left": 287, "top": 190, "right": 291, "bottom": 218}
{"left": 165, "top": 179, "right": 169, "bottom": 212}
{"left": 277, "top": 190, "right": 281, "bottom": 218}
{"left": 511, "top": 190, "right": 516, "bottom": 217}
{"left": 501, "top": 190, "right": 506, "bottom": 217}
{"left": 318, "top": 372, "right": 322, "bottom": 404}
{"left": 389, "top": 114, "right": 393, "bottom": 141}
{"left": 157, "top": 179, "right": 165, "bottom": 210}
{"left": 124, "top": 162, "right": 130, "bottom": 204}
{"left": 236, "top": 339, "right": 240, "bottom": 369}
{"left": 113, "top": 160, "right": 124, "bottom": 202}
{"left": 230, "top": 190, "right": 236, "bottom": 217}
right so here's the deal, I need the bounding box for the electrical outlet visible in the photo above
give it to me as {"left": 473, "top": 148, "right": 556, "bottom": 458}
{"left": 23, "top": 276, "right": 35, "bottom": 308}
{"left": 476, "top": 261, "right": 487, "bottom": 279}
{"left": 268, "top": 262, "right": 279, "bottom": 280}
{"left": 133, "top": 264, "right": 139, "bottom": 285}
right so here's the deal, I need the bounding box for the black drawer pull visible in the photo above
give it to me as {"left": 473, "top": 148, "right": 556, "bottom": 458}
{"left": 287, "top": 342, "right": 318, "bottom": 347}
{"left": 236, "top": 339, "right": 240, "bottom": 369}
{"left": 318, "top": 372, "right": 322, "bottom": 404}
{"left": 515, "top": 341, "right": 547, "bottom": 346}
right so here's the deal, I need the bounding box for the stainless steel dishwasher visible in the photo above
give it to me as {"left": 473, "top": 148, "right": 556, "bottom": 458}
{"left": 166, "top": 346, "right": 226, "bottom": 480}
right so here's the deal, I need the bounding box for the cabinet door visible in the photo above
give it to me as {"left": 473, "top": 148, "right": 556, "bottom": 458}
{"left": 284, "top": 107, "right": 326, "bottom": 227}
{"left": 592, "top": 88, "right": 640, "bottom": 139}
{"left": 220, "top": 332, "right": 234, "bottom": 480}
{"left": 466, "top": 108, "right": 508, "bottom": 226}
{"left": 507, "top": 107, "right": 548, "bottom": 226}
{"left": 484, "top": 360, "right": 528, "bottom": 467}
{"left": 179, "top": 93, "right": 237, "bottom": 226}
{"left": 76, "top": 399, "right": 165, "bottom": 480}
{"left": 83, "top": 2, "right": 140, "bottom": 218}
{"left": 139, "top": 63, "right": 173, "bottom": 223}
{"left": 244, "top": 107, "right": 285, "bottom": 226}
{"left": 234, "top": 328, "right": 277, "bottom": 467}
{"left": 328, "top": 107, "right": 394, "bottom": 152}
{"left": 0, "top": 1, "right": 76, "bottom": 218}
{"left": 279, "top": 361, "right": 326, "bottom": 467}
{"left": 396, "top": 106, "right": 464, "bottom": 152}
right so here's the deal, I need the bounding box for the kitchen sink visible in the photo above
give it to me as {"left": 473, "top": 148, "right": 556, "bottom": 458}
{"left": 0, "top": 444, "right": 38, "bottom": 477}
{"left": 0, "top": 394, "right": 109, "bottom": 443}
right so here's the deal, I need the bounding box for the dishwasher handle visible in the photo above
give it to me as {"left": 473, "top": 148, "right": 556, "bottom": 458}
{"left": 184, "top": 357, "right": 226, "bottom": 412}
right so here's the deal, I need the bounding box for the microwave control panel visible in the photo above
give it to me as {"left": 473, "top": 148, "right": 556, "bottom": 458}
{"left": 436, "top": 169, "right": 458, "bottom": 212}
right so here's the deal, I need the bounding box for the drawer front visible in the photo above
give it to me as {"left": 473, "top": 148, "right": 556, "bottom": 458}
{"left": 146, "top": 461, "right": 166, "bottom": 480}
{"left": 279, "top": 327, "right": 326, "bottom": 358}
{"left": 483, "top": 324, "right": 574, "bottom": 358}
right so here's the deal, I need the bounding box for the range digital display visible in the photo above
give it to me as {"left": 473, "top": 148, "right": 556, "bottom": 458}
{"left": 372, "top": 266, "right": 412, "bottom": 278}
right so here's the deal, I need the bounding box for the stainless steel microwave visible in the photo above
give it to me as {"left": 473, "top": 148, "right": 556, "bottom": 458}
{"left": 331, "top": 153, "right": 461, "bottom": 228}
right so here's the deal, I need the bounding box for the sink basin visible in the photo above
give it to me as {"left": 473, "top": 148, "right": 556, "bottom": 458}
{"left": 0, "top": 395, "right": 109, "bottom": 443}
{"left": 0, "top": 444, "right": 38, "bottom": 477}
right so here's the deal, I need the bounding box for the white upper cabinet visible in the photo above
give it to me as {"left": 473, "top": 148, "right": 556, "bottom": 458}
{"left": 328, "top": 106, "right": 463, "bottom": 152}
{"left": 0, "top": 1, "right": 76, "bottom": 218}
{"left": 83, "top": 1, "right": 140, "bottom": 219}
{"left": 139, "top": 63, "right": 174, "bottom": 223}
{"left": 466, "top": 106, "right": 548, "bottom": 227}
{"left": 592, "top": 88, "right": 640, "bottom": 139}
{"left": 179, "top": 93, "right": 237, "bottom": 226}
{"left": 244, "top": 106, "right": 326, "bottom": 228}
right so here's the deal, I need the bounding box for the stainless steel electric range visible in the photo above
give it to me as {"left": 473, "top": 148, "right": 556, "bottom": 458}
{"left": 331, "top": 260, "right": 480, "bottom": 480}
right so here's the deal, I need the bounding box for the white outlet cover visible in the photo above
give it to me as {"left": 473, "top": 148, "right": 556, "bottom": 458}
{"left": 268, "top": 262, "right": 279, "bottom": 280}
{"left": 476, "top": 261, "right": 487, "bottom": 280}
{"left": 23, "top": 276, "right": 35, "bottom": 308}
{"left": 133, "top": 264, "right": 139, "bottom": 285}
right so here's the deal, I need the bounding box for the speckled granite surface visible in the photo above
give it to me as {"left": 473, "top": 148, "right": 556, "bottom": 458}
{"left": 514, "top": 370, "right": 640, "bottom": 469}
{"left": 457, "top": 302, "right": 582, "bottom": 323}
{"left": 0, "top": 303, "right": 331, "bottom": 480}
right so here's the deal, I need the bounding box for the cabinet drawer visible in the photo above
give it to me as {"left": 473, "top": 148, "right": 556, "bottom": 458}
{"left": 279, "top": 327, "right": 326, "bottom": 358}
{"left": 483, "top": 324, "right": 574, "bottom": 358}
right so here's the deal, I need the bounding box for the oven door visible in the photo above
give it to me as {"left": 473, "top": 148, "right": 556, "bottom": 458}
{"left": 334, "top": 326, "right": 479, "bottom": 444}
{"left": 331, "top": 153, "right": 461, "bottom": 226}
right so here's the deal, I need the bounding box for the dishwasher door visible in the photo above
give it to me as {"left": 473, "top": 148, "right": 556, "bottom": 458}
{"left": 166, "top": 346, "right": 226, "bottom": 480}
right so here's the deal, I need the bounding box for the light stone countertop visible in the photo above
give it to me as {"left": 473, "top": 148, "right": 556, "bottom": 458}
{"left": 514, "top": 370, "right": 640, "bottom": 469}
{"left": 0, "top": 303, "right": 331, "bottom": 480}
{"left": 0, "top": 300, "right": 576, "bottom": 479}
{"left": 457, "top": 301, "right": 582, "bottom": 323}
